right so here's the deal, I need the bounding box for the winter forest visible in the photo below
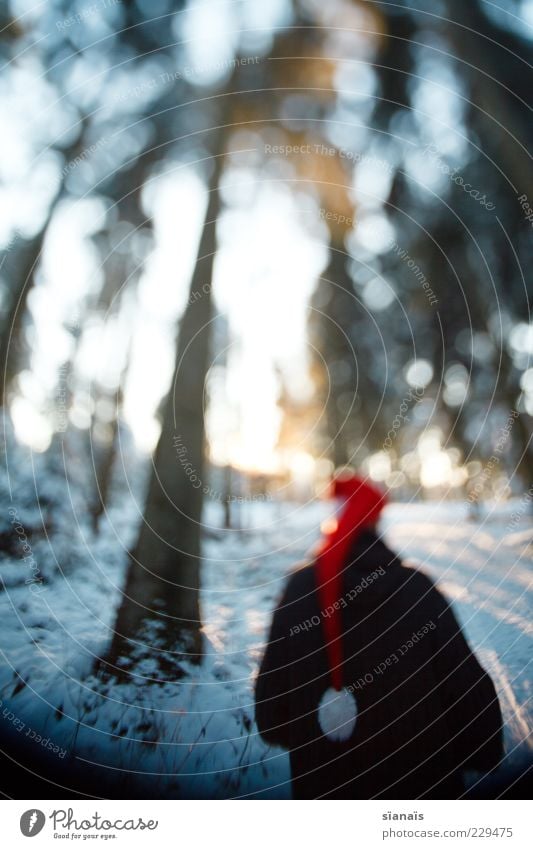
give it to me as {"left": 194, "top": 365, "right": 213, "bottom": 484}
{"left": 0, "top": 0, "right": 532, "bottom": 800}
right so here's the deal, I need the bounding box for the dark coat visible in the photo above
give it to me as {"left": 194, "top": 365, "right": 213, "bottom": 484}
{"left": 255, "top": 531, "right": 503, "bottom": 799}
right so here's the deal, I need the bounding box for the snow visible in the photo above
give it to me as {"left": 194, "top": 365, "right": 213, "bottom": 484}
{"left": 0, "top": 435, "right": 531, "bottom": 798}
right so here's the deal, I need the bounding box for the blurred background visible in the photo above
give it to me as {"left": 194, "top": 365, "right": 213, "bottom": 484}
{"left": 0, "top": 0, "right": 531, "bottom": 502}
{"left": 0, "top": 0, "right": 531, "bottom": 799}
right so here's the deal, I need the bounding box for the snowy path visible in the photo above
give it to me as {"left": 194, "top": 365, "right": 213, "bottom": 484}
{"left": 0, "top": 499, "right": 531, "bottom": 798}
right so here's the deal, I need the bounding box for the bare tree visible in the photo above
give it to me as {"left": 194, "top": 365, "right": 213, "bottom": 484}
{"left": 105, "top": 143, "right": 225, "bottom": 675}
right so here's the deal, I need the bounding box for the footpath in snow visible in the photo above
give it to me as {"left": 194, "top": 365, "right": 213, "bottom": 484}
{"left": 0, "top": 492, "right": 531, "bottom": 798}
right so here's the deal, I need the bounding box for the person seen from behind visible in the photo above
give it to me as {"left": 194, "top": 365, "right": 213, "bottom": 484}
{"left": 255, "top": 472, "right": 503, "bottom": 798}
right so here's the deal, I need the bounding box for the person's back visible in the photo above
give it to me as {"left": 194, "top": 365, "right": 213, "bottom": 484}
{"left": 255, "top": 529, "right": 503, "bottom": 799}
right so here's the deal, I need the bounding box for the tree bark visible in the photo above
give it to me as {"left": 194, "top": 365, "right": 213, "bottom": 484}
{"left": 105, "top": 146, "right": 224, "bottom": 674}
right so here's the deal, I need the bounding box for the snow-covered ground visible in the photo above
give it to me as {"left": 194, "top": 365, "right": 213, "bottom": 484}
{"left": 0, "top": 440, "right": 531, "bottom": 798}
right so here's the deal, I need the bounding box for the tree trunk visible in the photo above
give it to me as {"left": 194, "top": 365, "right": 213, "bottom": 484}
{"left": 105, "top": 147, "right": 224, "bottom": 675}
{"left": 0, "top": 125, "right": 89, "bottom": 404}
{"left": 0, "top": 225, "right": 55, "bottom": 404}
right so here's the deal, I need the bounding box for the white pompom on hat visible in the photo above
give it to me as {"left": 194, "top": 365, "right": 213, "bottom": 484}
{"left": 318, "top": 686, "right": 358, "bottom": 742}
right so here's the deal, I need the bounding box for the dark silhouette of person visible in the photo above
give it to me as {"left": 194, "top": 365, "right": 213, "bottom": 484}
{"left": 255, "top": 474, "right": 503, "bottom": 799}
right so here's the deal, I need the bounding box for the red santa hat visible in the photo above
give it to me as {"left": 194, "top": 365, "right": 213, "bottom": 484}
{"left": 315, "top": 473, "right": 387, "bottom": 741}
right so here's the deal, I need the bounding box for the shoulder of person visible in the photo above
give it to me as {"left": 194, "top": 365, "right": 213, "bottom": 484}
{"left": 285, "top": 559, "right": 316, "bottom": 590}
{"left": 275, "top": 559, "right": 320, "bottom": 608}
{"left": 398, "top": 560, "right": 445, "bottom": 602}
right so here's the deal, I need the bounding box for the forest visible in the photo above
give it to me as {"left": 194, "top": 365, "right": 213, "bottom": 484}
{"left": 0, "top": 0, "right": 531, "bottom": 799}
